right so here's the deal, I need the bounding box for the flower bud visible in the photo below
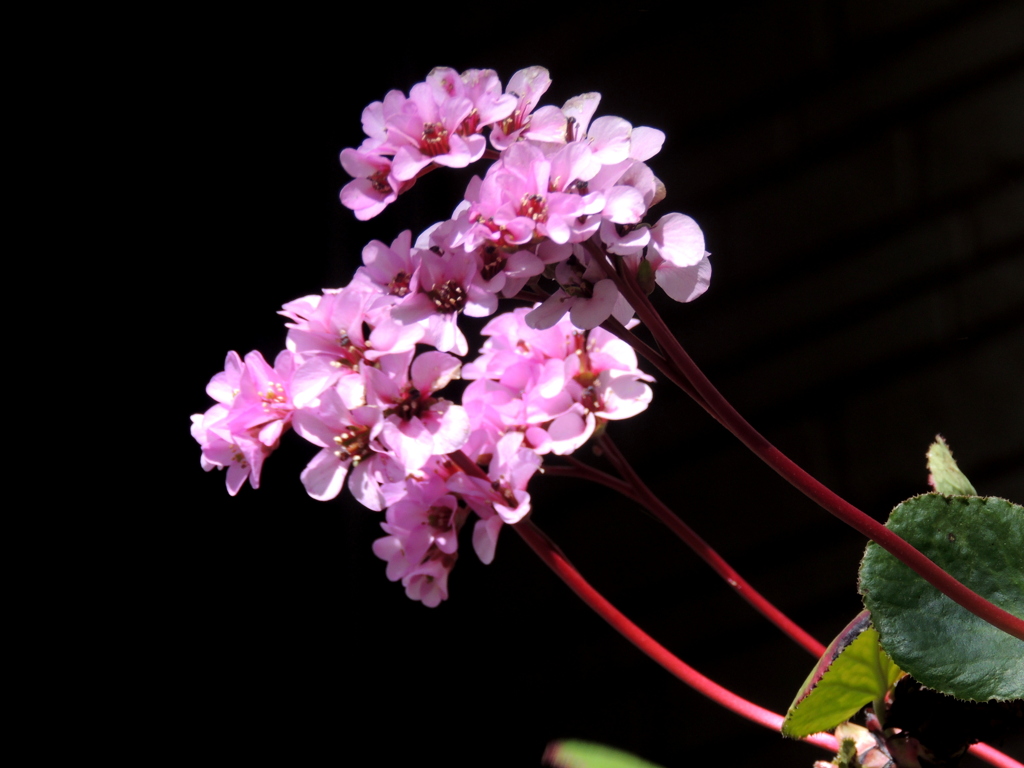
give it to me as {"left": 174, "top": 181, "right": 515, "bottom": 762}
{"left": 636, "top": 257, "right": 656, "bottom": 295}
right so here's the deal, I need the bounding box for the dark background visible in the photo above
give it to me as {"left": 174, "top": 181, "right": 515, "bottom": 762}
{"left": 166, "top": 2, "right": 1023, "bottom": 765}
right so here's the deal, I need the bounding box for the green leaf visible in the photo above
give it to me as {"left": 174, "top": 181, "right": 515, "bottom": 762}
{"left": 926, "top": 436, "right": 977, "bottom": 495}
{"left": 782, "top": 610, "right": 902, "bottom": 738}
{"left": 832, "top": 722, "right": 888, "bottom": 768}
{"left": 543, "top": 740, "right": 666, "bottom": 768}
{"left": 859, "top": 494, "right": 1024, "bottom": 701}
{"left": 834, "top": 735, "right": 859, "bottom": 768}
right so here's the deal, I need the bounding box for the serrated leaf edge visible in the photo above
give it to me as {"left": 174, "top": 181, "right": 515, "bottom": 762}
{"left": 782, "top": 611, "right": 899, "bottom": 738}
{"left": 858, "top": 493, "right": 1024, "bottom": 702}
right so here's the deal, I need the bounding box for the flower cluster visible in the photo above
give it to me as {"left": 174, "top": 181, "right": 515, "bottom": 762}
{"left": 193, "top": 66, "right": 711, "bottom": 606}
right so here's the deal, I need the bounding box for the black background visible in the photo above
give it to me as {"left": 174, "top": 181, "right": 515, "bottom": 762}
{"left": 164, "top": 3, "right": 1024, "bottom": 765}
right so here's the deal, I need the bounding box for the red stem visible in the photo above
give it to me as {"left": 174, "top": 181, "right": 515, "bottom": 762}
{"left": 449, "top": 450, "right": 1019, "bottom": 767}
{"left": 513, "top": 517, "right": 840, "bottom": 752}
{"left": 597, "top": 433, "right": 826, "bottom": 657}
{"left": 601, "top": 317, "right": 708, "bottom": 406}
{"left": 968, "top": 743, "right": 1024, "bottom": 768}
{"left": 607, "top": 258, "right": 1024, "bottom": 642}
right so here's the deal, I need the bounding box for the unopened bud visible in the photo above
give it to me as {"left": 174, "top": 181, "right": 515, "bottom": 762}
{"left": 636, "top": 257, "right": 656, "bottom": 295}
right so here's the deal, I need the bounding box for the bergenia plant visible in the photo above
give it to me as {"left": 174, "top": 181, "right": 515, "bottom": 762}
{"left": 192, "top": 66, "right": 1023, "bottom": 767}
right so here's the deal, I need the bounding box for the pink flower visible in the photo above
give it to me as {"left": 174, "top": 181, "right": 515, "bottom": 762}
{"left": 526, "top": 254, "right": 633, "bottom": 331}
{"left": 355, "top": 230, "right": 419, "bottom": 298}
{"left": 400, "top": 555, "right": 455, "bottom": 608}
{"left": 462, "top": 311, "right": 653, "bottom": 457}
{"left": 644, "top": 214, "right": 712, "bottom": 303}
{"left": 291, "top": 388, "right": 393, "bottom": 508}
{"left": 454, "top": 142, "right": 603, "bottom": 252}
{"left": 225, "top": 350, "right": 297, "bottom": 447}
{"left": 562, "top": 92, "right": 666, "bottom": 164}
{"left": 651, "top": 252, "right": 712, "bottom": 303}
{"left": 197, "top": 63, "right": 718, "bottom": 609}
{"left": 446, "top": 432, "right": 542, "bottom": 524}
{"left": 339, "top": 149, "right": 412, "bottom": 221}
{"left": 339, "top": 68, "right": 514, "bottom": 220}
{"left": 489, "top": 66, "right": 554, "bottom": 150}
{"left": 281, "top": 282, "right": 423, "bottom": 406}
{"left": 373, "top": 473, "right": 466, "bottom": 581}
{"left": 388, "top": 247, "right": 497, "bottom": 354}
{"left": 191, "top": 349, "right": 295, "bottom": 495}
{"left": 377, "top": 69, "right": 505, "bottom": 181}
{"left": 432, "top": 67, "right": 516, "bottom": 138}
{"left": 649, "top": 213, "right": 705, "bottom": 267}
{"left": 363, "top": 350, "right": 471, "bottom": 473}
{"left": 191, "top": 405, "right": 271, "bottom": 496}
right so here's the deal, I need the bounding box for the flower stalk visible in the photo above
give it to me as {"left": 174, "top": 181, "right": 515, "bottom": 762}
{"left": 513, "top": 516, "right": 841, "bottom": 752}
{"left": 514, "top": 514, "right": 1021, "bottom": 768}
{"left": 599, "top": 433, "right": 826, "bottom": 656}
{"left": 546, "top": 437, "right": 826, "bottom": 657}
{"left": 602, "top": 257, "right": 1024, "bottom": 642}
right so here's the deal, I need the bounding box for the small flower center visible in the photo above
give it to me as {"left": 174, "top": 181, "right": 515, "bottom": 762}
{"left": 579, "top": 384, "right": 604, "bottom": 414}
{"left": 335, "top": 332, "right": 363, "bottom": 368}
{"left": 499, "top": 109, "right": 525, "bottom": 136}
{"left": 332, "top": 424, "right": 371, "bottom": 465}
{"left": 394, "top": 388, "right": 424, "bottom": 421}
{"left": 258, "top": 382, "right": 288, "bottom": 412}
{"left": 519, "top": 194, "right": 548, "bottom": 222}
{"left": 426, "top": 504, "right": 454, "bottom": 530}
{"left": 369, "top": 169, "right": 393, "bottom": 195}
{"left": 489, "top": 478, "right": 519, "bottom": 508}
{"left": 457, "top": 109, "right": 480, "bottom": 137}
{"left": 429, "top": 280, "right": 467, "bottom": 313}
{"left": 480, "top": 247, "right": 507, "bottom": 281}
{"left": 421, "top": 122, "right": 451, "bottom": 157}
{"left": 563, "top": 280, "right": 593, "bottom": 299}
{"left": 388, "top": 271, "right": 411, "bottom": 297}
